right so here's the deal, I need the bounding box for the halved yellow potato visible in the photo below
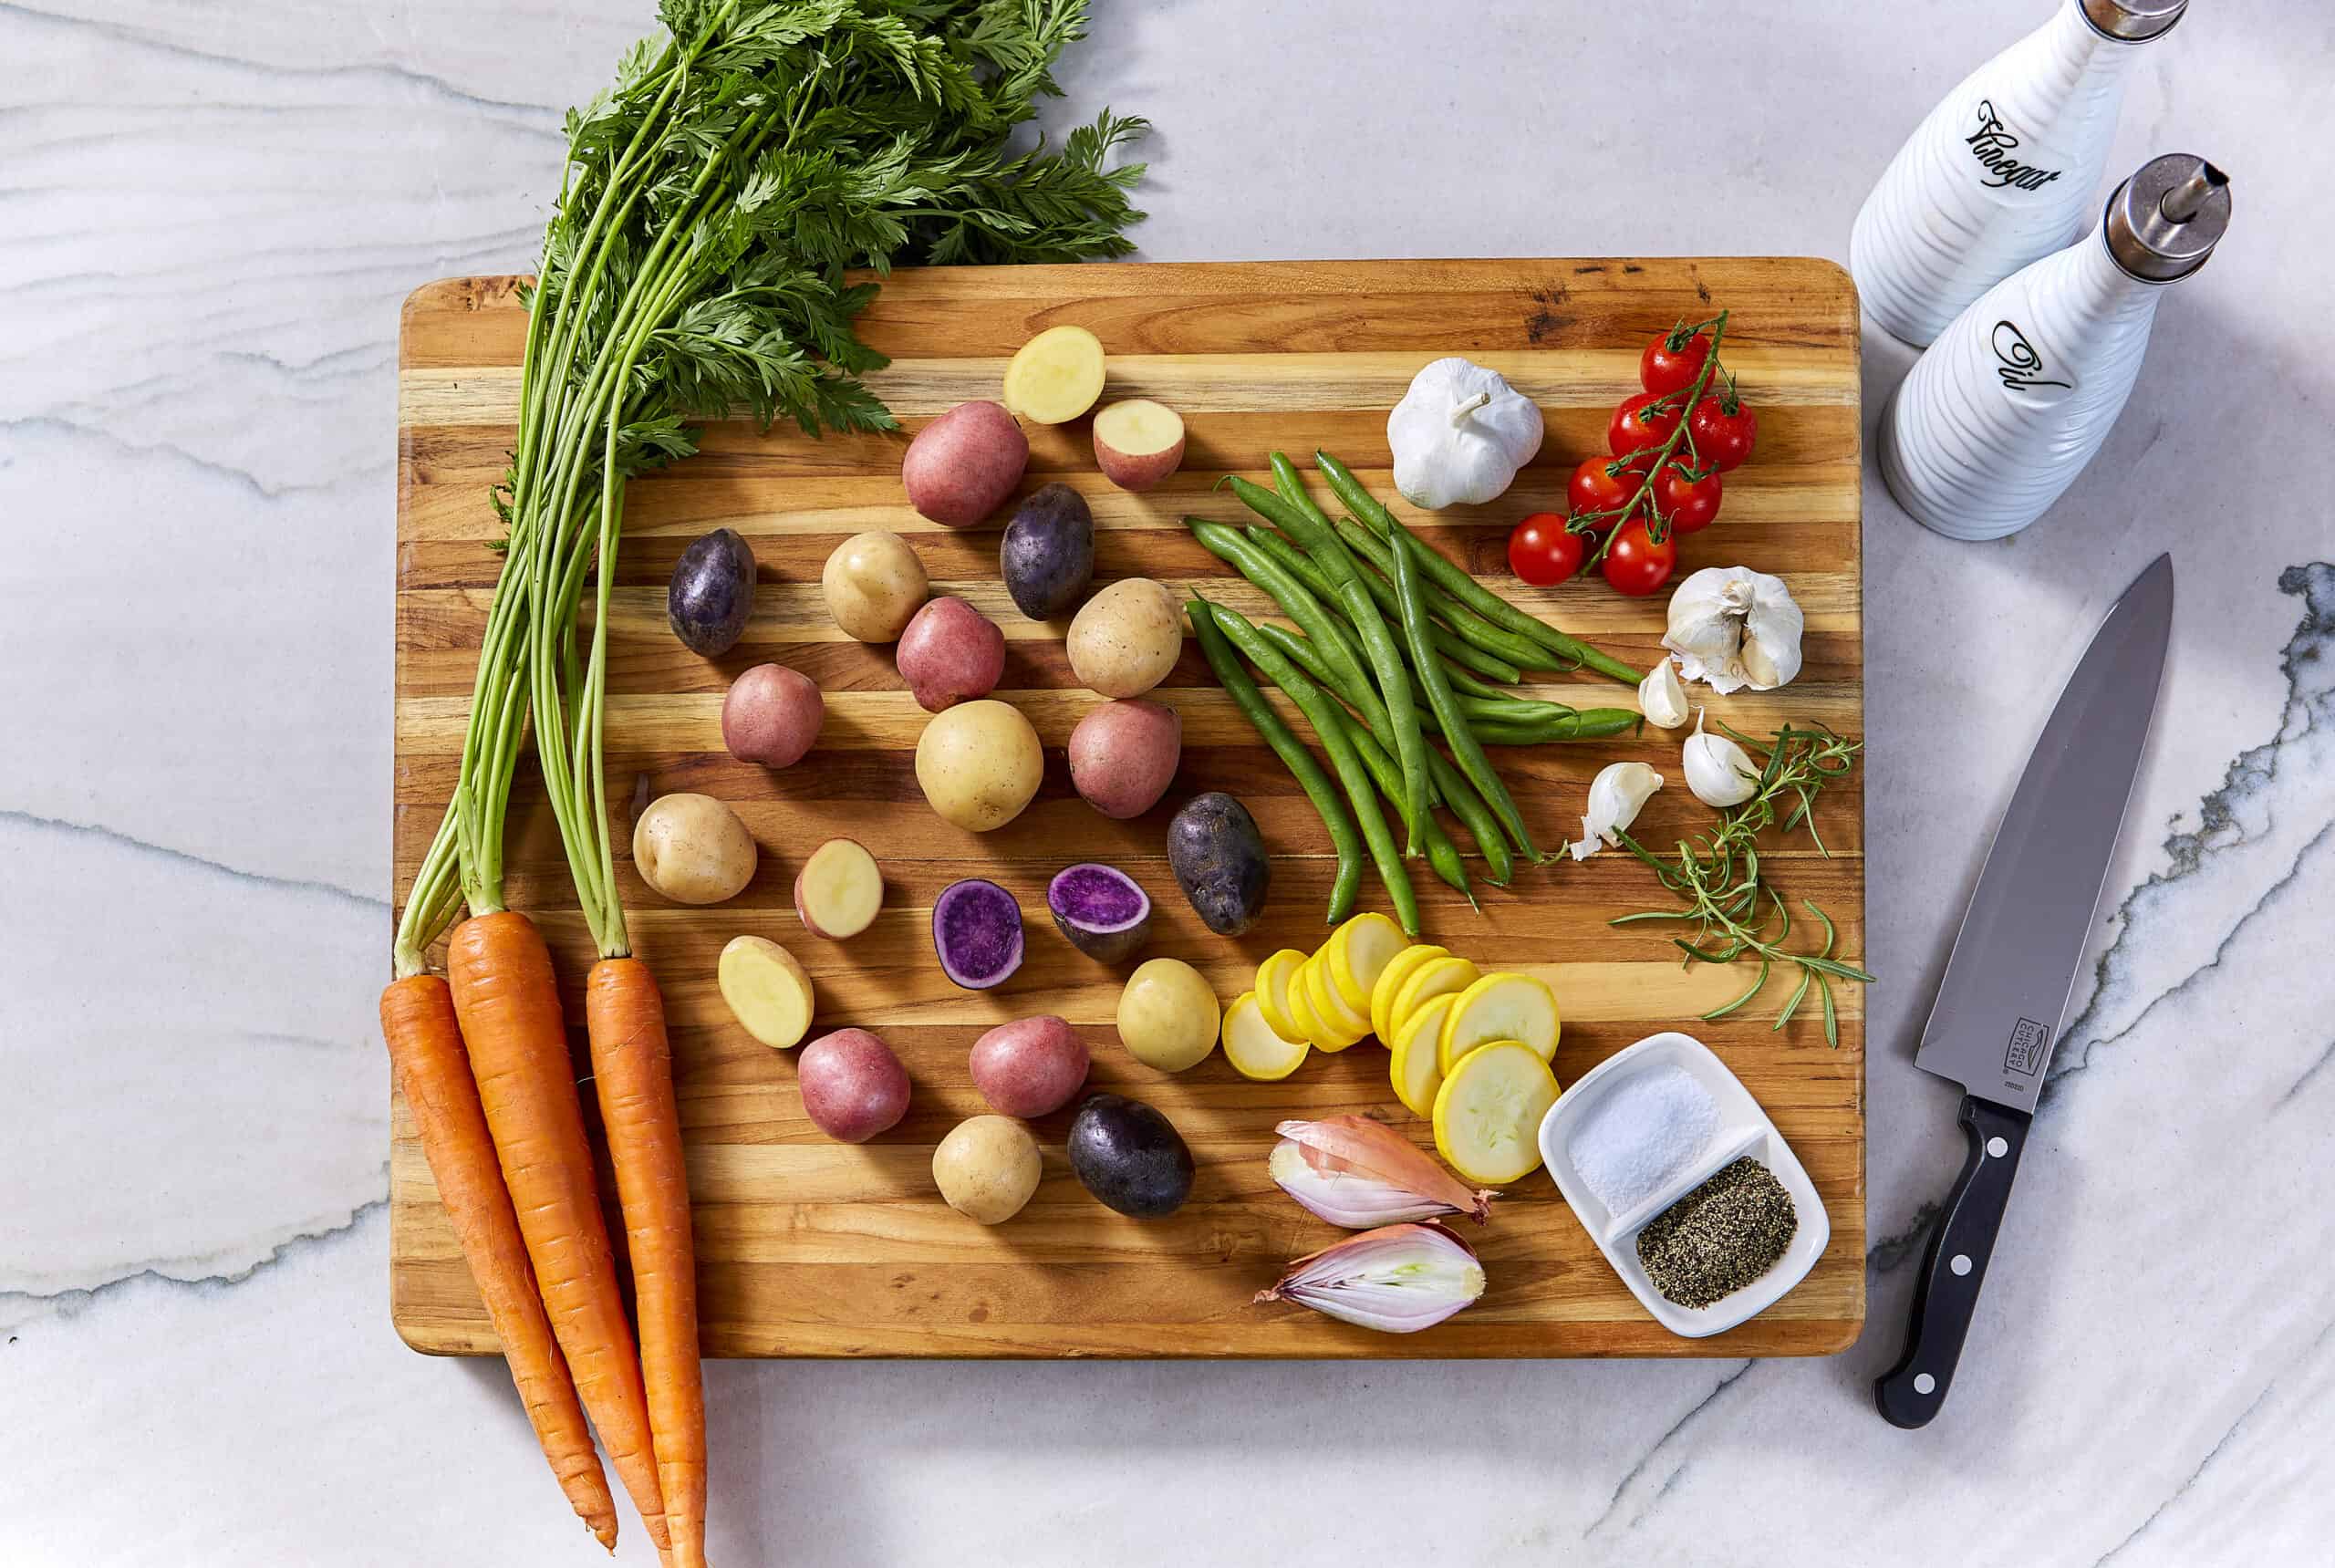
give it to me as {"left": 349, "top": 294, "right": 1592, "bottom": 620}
{"left": 1324, "top": 912, "right": 1406, "bottom": 1013}
{"left": 1001, "top": 325, "right": 1105, "bottom": 424}
{"left": 1371, "top": 943, "right": 1448, "bottom": 1044}
{"left": 1389, "top": 954, "right": 1479, "bottom": 1044}
{"left": 1437, "top": 971, "right": 1561, "bottom": 1075}
{"left": 1222, "top": 991, "right": 1309, "bottom": 1082}
{"left": 717, "top": 934, "right": 815, "bottom": 1049}
{"left": 1300, "top": 954, "right": 1368, "bottom": 1052}
{"left": 1388, "top": 992, "right": 1458, "bottom": 1118}
{"left": 1432, "top": 1041, "right": 1559, "bottom": 1185}
{"left": 1253, "top": 948, "right": 1308, "bottom": 1044}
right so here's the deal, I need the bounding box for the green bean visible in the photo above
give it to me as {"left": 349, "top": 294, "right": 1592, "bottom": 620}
{"left": 1329, "top": 516, "right": 1552, "bottom": 674}
{"left": 1385, "top": 504, "right": 1543, "bottom": 863}
{"left": 1188, "top": 598, "right": 1364, "bottom": 926}
{"left": 1329, "top": 706, "right": 1475, "bottom": 907}
{"left": 1238, "top": 530, "right": 1390, "bottom": 698}
{"left": 1186, "top": 518, "right": 1377, "bottom": 707}
{"left": 1206, "top": 602, "right": 1419, "bottom": 936}
{"left": 1222, "top": 475, "right": 1431, "bottom": 856}
{"left": 1259, "top": 623, "right": 1515, "bottom": 887}
{"left": 1246, "top": 524, "right": 1524, "bottom": 686}
{"left": 1259, "top": 621, "right": 1389, "bottom": 737}
{"left": 1316, "top": 450, "right": 1643, "bottom": 685}
{"left": 1472, "top": 709, "right": 1645, "bottom": 745}
{"left": 1441, "top": 660, "right": 1518, "bottom": 701}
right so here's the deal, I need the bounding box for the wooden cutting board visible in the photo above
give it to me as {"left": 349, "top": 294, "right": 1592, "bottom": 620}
{"left": 391, "top": 257, "right": 1863, "bottom": 1358}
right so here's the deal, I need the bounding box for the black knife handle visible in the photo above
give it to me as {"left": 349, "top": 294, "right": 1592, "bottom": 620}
{"left": 1873, "top": 1096, "right": 2032, "bottom": 1429}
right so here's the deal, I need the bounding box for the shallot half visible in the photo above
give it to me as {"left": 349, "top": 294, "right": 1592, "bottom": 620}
{"left": 1269, "top": 1116, "right": 1498, "bottom": 1228}
{"left": 1254, "top": 1222, "right": 1487, "bottom": 1334}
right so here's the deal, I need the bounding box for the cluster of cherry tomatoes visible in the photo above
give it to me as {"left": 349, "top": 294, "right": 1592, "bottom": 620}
{"left": 1506, "top": 316, "right": 1758, "bottom": 597}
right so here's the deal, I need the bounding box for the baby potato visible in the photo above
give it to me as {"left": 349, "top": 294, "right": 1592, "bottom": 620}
{"left": 722, "top": 662, "right": 823, "bottom": 769}
{"left": 822, "top": 530, "right": 929, "bottom": 642}
{"left": 1067, "top": 698, "right": 1181, "bottom": 819}
{"left": 902, "top": 400, "right": 1029, "bottom": 526}
{"left": 1067, "top": 577, "right": 1184, "bottom": 699}
{"left": 799, "top": 1028, "right": 910, "bottom": 1144}
{"left": 1116, "top": 957, "right": 1220, "bottom": 1074}
{"left": 914, "top": 699, "right": 1043, "bottom": 832}
{"left": 717, "top": 935, "right": 815, "bottom": 1049}
{"left": 632, "top": 792, "right": 757, "bottom": 905}
{"left": 932, "top": 1115, "right": 1043, "bottom": 1224}
{"left": 896, "top": 596, "right": 1006, "bottom": 714}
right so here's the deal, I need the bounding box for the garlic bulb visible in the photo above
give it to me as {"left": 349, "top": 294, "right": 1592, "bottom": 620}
{"left": 1662, "top": 566, "right": 1805, "bottom": 693}
{"left": 1253, "top": 1221, "right": 1486, "bottom": 1334}
{"left": 1569, "top": 761, "right": 1664, "bottom": 861}
{"left": 1681, "top": 710, "right": 1760, "bottom": 807}
{"left": 1385, "top": 357, "right": 1544, "bottom": 509}
{"left": 1637, "top": 658, "right": 1689, "bottom": 729}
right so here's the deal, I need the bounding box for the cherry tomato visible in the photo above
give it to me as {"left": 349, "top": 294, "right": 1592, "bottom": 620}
{"left": 1640, "top": 329, "right": 1711, "bottom": 396}
{"left": 1608, "top": 391, "right": 1681, "bottom": 462}
{"left": 1566, "top": 456, "right": 1638, "bottom": 529}
{"left": 1652, "top": 463, "right": 1723, "bottom": 534}
{"left": 1688, "top": 390, "right": 1758, "bottom": 472}
{"left": 1601, "top": 516, "right": 1677, "bottom": 597}
{"left": 1507, "top": 514, "right": 1584, "bottom": 587}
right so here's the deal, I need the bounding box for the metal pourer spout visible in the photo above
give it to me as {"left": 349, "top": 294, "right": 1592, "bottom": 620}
{"left": 2158, "top": 161, "right": 2230, "bottom": 225}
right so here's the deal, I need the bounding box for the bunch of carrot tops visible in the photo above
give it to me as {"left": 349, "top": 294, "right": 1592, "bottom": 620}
{"left": 1185, "top": 453, "right": 1644, "bottom": 934}
{"left": 380, "top": 0, "right": 1147, "bottom": 1555}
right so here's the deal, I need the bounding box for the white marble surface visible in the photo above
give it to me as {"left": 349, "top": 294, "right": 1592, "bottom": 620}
{"left": 3, "top": 0, "right": 2330, "bottom": 1562}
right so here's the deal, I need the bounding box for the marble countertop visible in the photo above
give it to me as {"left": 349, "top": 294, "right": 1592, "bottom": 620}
{"left": 5, "top": 1, "right": 2330, "bottom": 1562}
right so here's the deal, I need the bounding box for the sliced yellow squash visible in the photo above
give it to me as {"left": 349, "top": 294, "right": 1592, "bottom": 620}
{"left": 1370, "top": 942, "right": 1448, "bottom": 1044}
{"left": 1432, "top": 1041, "right": 1559, "bottom": 1185}
{"left": 1437, "top": 971, "right": 1561, "bottom": 1074}
{"left": 1388, "top": 992, "right": 1458, "bottom": 1118}
{"left": 1300, "top": 953, "right": 1368, "bottom": 1051}
{"left": 1389, "top": 954, "right": 1479, "bottom": 1043}
{"left": 1283, "top": 959, "right": 1334, "bottom": 1049}
{"left": 1253, "top": 948, "right": 1308, "bottom": 1044}
{"left": 1222, "top": 991, "right": 1309, "bottom": 1082}
{"left": 1324, "top": 912, "right": 1407, "bottom": 1012}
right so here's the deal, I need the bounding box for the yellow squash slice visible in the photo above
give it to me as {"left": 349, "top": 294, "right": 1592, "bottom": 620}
{"left": 1432, "top": 1041, "right": 1559, "bottom": 1185}
{"left": 1222, "top": 991, "right": 1309, "bottom": 1082}
{"left": 1253, "top": 948, "right": 1309, "bottom": 1044}
{"left": 1300, "top": 953, "right": 1368, "bottom": 1051}
{"left": 1370, "top": 943, "right": 1448, "bottom": 1043}
{"left": 1437, "top": 971, "right": 1561, "bottom": 1075}
{"left": 1388, "top": 992, "right": 1458, "bottom": 1118}
{"left": 1324, "top": 912, "right": 1407, "bottom": 1013}
{"left": 1389, "top": 955, "right": 1479, "bottom": 1044}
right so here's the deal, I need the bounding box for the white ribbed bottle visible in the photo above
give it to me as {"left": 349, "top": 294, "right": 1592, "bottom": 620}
{"left": 1880, "top": 155, "right": 2231, "bottom": 541}
{"left": 1850, "top": 0, "right": 2185, "bottom": 347}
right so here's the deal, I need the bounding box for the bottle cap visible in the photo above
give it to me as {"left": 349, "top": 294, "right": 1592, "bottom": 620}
{"left": 2104, "top": 155, "right": 2232, "bottom": 282}
{"left": 2080, "top": 0, "right": 2186, "bottom": 42}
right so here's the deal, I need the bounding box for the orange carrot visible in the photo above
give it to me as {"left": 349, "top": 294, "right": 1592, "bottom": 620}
{"left": 380, "top": 974, "right": 619, "bottom": 1551}
{"left": 448, "top": 911, "right": 670, "bottom": 1554}
{"left": 587, "top": 958, "right": 707, "bottom": 1568}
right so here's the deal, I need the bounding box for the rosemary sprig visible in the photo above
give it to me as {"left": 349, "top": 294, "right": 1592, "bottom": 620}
{"left": 1612, "top": 722, "right": 1873, "bottom": 1045}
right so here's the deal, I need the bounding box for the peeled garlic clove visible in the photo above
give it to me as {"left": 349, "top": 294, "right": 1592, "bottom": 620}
{"left": 1271, "top": 1116, "right": 1497, "bottom": 1227}
{"left": 1253, "top": 1221, "right": 1486, "bottom": 1334}
{"left": 1681, "top": 710, "right": 1761, "bottom": 807}
{"left": 1637, "top": 658, "right": 1689, "bottom": 729}
{"left": 1740, "top": 580, "right": 1805, "bottom": 691}
{"left": 1570, "top": 761, "right": 1664, "bottom": 861}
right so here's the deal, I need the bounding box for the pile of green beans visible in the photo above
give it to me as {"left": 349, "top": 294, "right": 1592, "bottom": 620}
{"left": 1184, "top": 452, "right": 1644, "bottom": 926}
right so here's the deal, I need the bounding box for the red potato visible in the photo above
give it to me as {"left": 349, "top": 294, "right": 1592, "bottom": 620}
{"left": 1091, "top": 400, "right": 1186, "bottom": 491}
{"left": 1067, "top": 699, "right": 1182, "bottom": 818}
{"left": 721, "top": 662, "right": 823, "bottom": 768}
{"left": 903, "top": 400, "right": 1028, "bottom": 527}
{"left": 798, "top": 1028, "right": 910, "bottom": 1143}
{"left": 969, "top": 1016, "right": 1091, "bottom": 1117}
{"left": 896, "top": 596, "right": 1006, "bottom": 714}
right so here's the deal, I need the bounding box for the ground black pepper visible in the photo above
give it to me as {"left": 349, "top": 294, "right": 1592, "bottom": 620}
{"left": 1634, "top": 1156, "right": 1797, "bottom": 1309}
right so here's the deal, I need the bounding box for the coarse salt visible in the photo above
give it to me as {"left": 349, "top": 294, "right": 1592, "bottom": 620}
{"left": 1565, "top": 1065, "right": 1719, "bottom": 1218}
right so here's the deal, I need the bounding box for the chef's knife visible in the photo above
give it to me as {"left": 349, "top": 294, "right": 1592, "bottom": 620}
{"left": 1874, "top": 554, "right": 2174, "bottom": 1429}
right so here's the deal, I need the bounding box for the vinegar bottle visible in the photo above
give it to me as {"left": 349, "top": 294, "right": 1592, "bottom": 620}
{"left": 1878, "top": 154, "right": 2231, "bottom": 542}
{"left": 1850, "top": 0, "right": 2186, "bottom": 347}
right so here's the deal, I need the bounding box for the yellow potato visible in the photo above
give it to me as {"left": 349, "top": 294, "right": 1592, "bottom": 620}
{"left": 821, "top": 529, "right": 929, "bottom": 642}
{"left": 1001, "top": 324, "right": 1106, "bottom": 423}
{"left": 914, "top": 700, "right": 1043, "bottom": 831}
{"left": 716, "top": 935, "right": 815, "bottom": 1049}
{"left": 1067, "top": 578, "right": 1183, "bottom": 699}
{"left": 932, "top": 1115, "right": 1043, "bottom": 1224}
{"left": 632, "top": 792, "right": 758, "bottom": 905}
{"left": 1116, "top": 957, "right": 1220, "bottom": 1073}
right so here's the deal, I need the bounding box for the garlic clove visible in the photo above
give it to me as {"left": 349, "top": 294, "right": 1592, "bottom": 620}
{"left": 1569, "top": 761, "right": 1664, "bottom": 861}
{"left": 1253, "top": 1221, "right": 1486, "bottom": 1334}
{"left": 1271, "top": 1115, "right": 1497, "bottom": 1226}
{"left": 1680, "top": 709, "right": 1761, "bottom": 807}
{"left": 1637, "top": 658, "right": 1689, "bottom": 729}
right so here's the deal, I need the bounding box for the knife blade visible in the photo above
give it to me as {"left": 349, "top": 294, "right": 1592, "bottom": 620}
{"left": 1874, "top": 554, "right": 2174, "bottom": 1429}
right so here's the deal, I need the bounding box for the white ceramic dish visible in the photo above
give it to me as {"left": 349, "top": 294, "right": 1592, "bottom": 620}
{"left": 1537, "top": 1031, "right": 1830, "bottom": 1338}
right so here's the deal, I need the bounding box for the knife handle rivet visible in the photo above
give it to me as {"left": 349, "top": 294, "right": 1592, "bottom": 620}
{"left": 1950, "top": 1253, "right": 1973, "bottom": 1276}
{"left": 1914, "top": 1373, "right": 1936, "bottom": 1396}
{"left": 1987, "top": 1137, "right": 2009, "bottom": 1158}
